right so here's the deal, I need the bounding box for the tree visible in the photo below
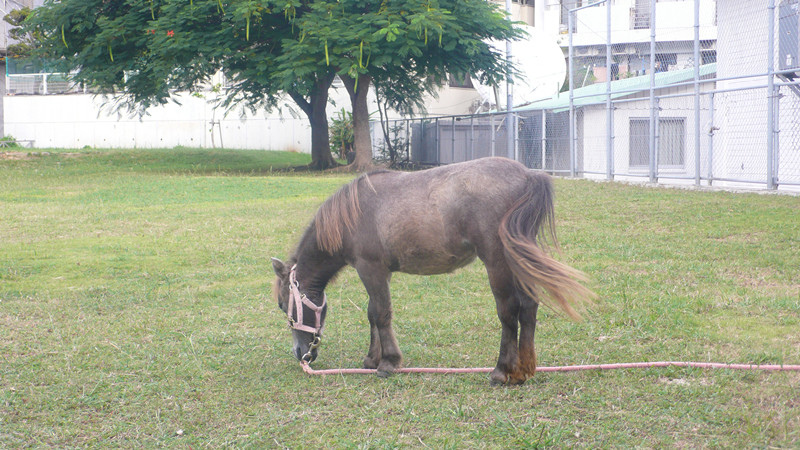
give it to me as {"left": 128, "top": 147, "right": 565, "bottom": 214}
{"left": 281, "top": 0, "right": 522, "bottom": 170}
{"left": 26, "top": 0, "right": 340, "bottom": 169}
{"left": 3, "top": 7, "right": 40, "bottom": 58}
{"left": 26, "top": 0, "right": 520, "bottom": 171}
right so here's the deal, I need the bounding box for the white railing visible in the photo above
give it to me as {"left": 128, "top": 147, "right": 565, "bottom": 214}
{"left": 6, "top": 73, "right": 86, "bottom": 95}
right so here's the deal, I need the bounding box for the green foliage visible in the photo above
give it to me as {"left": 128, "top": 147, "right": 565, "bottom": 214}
{"left": 25, "top": 0, "right": 519, "bottom": 118}
{"left": 328, "top": 109, "right": 354, "bottom": 160}
{"left": 279, "top": 0, "right": 522, "bottom": 112}
{"left": 0, "top": 135, "right": 21, "bottom": 148}
{"left": 376, "top": 121, "right": 410, "bottom": 166}
{"left": 3, "top": 7, "right": 40, "bottom": 58}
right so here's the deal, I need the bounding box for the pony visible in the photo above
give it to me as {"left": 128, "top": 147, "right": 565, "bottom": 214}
{"left": 271, "top": 157, "right": 595, "bottom": 385}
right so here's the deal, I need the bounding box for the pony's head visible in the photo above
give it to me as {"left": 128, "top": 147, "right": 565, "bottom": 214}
{"left": 271, "top": 258, "right": 327, "bottom": 363}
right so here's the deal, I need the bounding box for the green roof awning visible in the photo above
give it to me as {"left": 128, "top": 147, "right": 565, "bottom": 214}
{"left": 514, "top": 62, "right": 717, "bottom": 112}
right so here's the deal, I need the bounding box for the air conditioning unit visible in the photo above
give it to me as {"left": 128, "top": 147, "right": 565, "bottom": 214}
{"left": 779, "top": 0, "right": 800, "bottom": 78}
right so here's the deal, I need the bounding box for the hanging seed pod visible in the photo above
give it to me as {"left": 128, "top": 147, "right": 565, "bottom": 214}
{"left": 325, "top": 40, "right": 330, "bottom": 66}
{"left": 61, "top": 25, "right": 68, "bottom": 49}
{"left": 108, "top": 44, "right": 114, "bottom": 62}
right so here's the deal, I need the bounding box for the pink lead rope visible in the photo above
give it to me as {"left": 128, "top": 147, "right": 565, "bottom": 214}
{"left": 301, "top": 361, "right": 800, "bottom": 376}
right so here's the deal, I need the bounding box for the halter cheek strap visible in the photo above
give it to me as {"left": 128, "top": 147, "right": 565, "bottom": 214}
{"left": 287, "top": 265, "right": 326, "bottom": 335}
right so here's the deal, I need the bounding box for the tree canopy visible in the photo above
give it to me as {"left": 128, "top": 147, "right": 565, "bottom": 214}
{"left": 25, "top": 0, "right": 521, "bottom": 170}
{"left": 3, "top": 7, "right": 40, "bottom": 59}
{"left": 278, "top": 0, "right": 522, "bottom": 168}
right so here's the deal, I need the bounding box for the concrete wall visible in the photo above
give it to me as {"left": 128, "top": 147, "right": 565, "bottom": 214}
{"left": 3, "top": 93, "right": 320, "bottom": 151}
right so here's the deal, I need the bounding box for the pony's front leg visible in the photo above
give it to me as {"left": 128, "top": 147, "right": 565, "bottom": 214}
{"left": 363, "top": 324, "right": 382, "bottom": 369}
{"left": 357, "top": 265, "right": 402, "bottom": 377}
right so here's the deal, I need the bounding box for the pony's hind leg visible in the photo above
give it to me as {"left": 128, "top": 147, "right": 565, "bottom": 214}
{"left": 517, "top": 293, "right": 539, "bottom": 379}
{"left": 356, "top": 265, "right": 402, "bottom": 377}
{"left": 486, "top": 266, "right": 526, "bottom": 385}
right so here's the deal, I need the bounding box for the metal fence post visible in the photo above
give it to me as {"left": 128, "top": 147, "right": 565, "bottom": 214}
{"left": 469, "top": 115, "right": 474, "bottom": 161}
{"left": 505, "top": 0, "right": 515, "bottom": 161}
{"left": 648, "top": 0, "right": 657, "bottom": 183}
{"left": 708, "top": 92, "right": 715, "bottom": 185}
{"left": 451, "top": 116, "right": 456, "bottom": 163}
{"left": 514, "top": 114, "right": 519, "bottom": 162}
{"left": 606, "top": 0, "right": 614, "bottom": 180}
{"left": 3, "top": 62, "right": 8, "bottom": 95}
{"left": 775, "top": 86, "right": 781, "bottom": 188}
{"left": 405, "top": 119, "right": 410, "bottom": 161}
{"left": 435, "top": 118, "right": 441, "bottom": 165}
{"left": 491, "top": 113, "right": 496, "bottom": 157}
{"left": 541, "top": 111, "right": 547, "bottom": 171}
{"left": 693, "top": 0, "right": 701, "bottom": 186}
{"left": 767, "top": 0, "right": 777, "bottom": 190}
{"left": 568, "top": 9, "right": 576, "bottom": 177}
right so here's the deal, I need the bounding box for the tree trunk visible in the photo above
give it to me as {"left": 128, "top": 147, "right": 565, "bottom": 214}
{"left": 341, "top": 74, "right": 374, "bottom": 171}
{"left": 288, "top": 72, "right": 338, "bottom": 171}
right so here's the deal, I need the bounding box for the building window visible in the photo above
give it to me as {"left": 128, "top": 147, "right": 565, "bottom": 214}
{"left": 448, "top": 73, "right": 474, "bottom": 89}
{"left": 629, "top": 117, "right": 685, "bottom": 168}
{"left": 655, "top": 53, "right": 677, "bottom": 72}
{"left": 632, "top": 0, "right": 651, "bottom": 29}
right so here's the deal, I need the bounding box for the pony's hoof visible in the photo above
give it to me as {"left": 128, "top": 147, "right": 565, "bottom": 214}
{"left": 363, "top": 357, "right": 380, "bottom": 370}
{"left": 376, "top": 361, "right": 397, "bottom": 378}
{"left": 507, "top": 375, "right": 528, "bottom": 386}
{"left": 490, "top": 369, "right": 508, "bottom": 385}
{"left": 490, "top": 369, "right": 528, "bottom": 386}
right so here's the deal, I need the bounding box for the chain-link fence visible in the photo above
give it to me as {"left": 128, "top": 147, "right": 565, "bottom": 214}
{"left": 373, "top": 0, "right": 800, "bottom": 191}
{"left": 4, "top": 58, "right": 86, "bottom": 95}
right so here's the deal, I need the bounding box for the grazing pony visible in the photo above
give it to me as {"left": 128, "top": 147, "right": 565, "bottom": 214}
{"left": 272, "top": 157, "right": 595, "bottom": 384}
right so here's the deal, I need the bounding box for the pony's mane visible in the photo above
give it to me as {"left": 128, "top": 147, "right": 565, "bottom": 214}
{"left": 314, "top": 172, "right": 382, "bottom": 254}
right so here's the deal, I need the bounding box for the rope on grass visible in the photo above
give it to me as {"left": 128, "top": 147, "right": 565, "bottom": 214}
{"left": 301, "top": 361, "right": 800, "bottom": 376}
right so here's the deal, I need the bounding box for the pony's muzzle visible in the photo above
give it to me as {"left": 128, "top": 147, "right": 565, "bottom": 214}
{"left": 294, "top": 345, "right": 318, "bottom": 363}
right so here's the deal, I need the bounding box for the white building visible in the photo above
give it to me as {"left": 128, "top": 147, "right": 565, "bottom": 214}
{"left": 564, "top": 0, "right": 717, "bottom": 83}
{"left": 712, "top": 0, "right": 800, "bottom": 188}
{"left": 507, "top": 0, "right": 800, "bottom": 191}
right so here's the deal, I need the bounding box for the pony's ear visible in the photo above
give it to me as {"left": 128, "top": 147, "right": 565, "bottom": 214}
{"left": 271, "top": 257, "right": 287, "bottom": 277}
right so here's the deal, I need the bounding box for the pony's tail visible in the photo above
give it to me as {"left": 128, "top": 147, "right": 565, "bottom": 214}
{"left": 499, "top": 171, "right": 596, "bottom": 320}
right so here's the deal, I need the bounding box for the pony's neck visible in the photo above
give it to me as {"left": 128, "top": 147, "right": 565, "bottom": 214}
{"left": 291, "top": 225, "right": 346, "bottom": 299}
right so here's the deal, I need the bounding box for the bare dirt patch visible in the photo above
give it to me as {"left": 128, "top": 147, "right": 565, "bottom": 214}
{"left": 1, "top": 151, "right": 87, "bottom": 161}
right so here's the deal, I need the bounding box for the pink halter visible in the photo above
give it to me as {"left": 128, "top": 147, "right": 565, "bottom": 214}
{"left": 287, "top": 265, "right": 326, "bottom": 335}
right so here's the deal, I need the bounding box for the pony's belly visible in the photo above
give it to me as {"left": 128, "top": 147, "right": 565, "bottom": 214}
{"left": 393, "top": 245, "right": 477, "bottom": 275}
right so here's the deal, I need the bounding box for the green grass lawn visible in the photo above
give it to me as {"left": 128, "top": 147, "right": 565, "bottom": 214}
{"left": 1, "top": 148, "right": 799, "bottom": 447}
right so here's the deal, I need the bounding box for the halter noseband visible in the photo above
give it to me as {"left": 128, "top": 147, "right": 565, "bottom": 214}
{"left": 287, "top": 264, "right": 326, "bottom": 335}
